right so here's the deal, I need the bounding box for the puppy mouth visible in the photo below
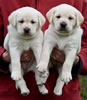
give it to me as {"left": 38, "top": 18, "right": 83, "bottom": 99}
{"left": 56, "top": 28, "right": 70, "bottom": 36}
{"left": 23, "top": 32, "right": 33, "bottom": 36}
{"left": 59, "top": 27, "right": 69, "bottom": 33}
{"left": 24, "top": 31, "right": 32, "bottom": 36}
{"left": 24, "top": 32, "right": 30, "bottom": 35}
{"left": 19, "top": 32, "right": 35, "bottom": 40}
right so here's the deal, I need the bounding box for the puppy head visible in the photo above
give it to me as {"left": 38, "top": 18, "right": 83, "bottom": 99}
{"left": 46, "top": 4, "right": 84, "bottom": 35}
{"left": 8, "top": 7, "right": 45, "bottom": 37}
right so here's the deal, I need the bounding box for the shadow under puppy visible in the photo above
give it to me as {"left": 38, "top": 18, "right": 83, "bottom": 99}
{"left": 36, "top": 4, "right": 84, "bottom": 95}
{"left": 4, "top": 7, "right": 46, "bottom": 96}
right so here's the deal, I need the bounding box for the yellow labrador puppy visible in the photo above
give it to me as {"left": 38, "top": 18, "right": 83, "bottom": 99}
{"left": 4, "top": 7, "right": 46, "bottom": 96}
{"left": 36, "top": 4, "right": 84, "bottom": 95}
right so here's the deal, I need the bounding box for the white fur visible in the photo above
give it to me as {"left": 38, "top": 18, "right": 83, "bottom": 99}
{"left": 36, "top": 4, "right": 83, "bottom": 95}
{"left": 4, "top": 7, "right": 46, "bottom": 96}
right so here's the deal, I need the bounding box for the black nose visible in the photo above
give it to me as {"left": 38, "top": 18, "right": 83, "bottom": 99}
{"left": 24, "top": 28, "right": 30, "bottom": 33}
{"left": 60, "top": 22, "right": 67, "bottom": 29}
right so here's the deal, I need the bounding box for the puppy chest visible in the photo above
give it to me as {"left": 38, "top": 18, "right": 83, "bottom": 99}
{"left": 56, "top": 36, "right": 79, "bottom": 51}
{"left": 56, "top": 38, "right": 65, "bottom": 50}
{"left": 56, "top": 36, "right": 74, "bottom": 50}
{"left": 23, "top": 42, "right": 30, "bottom": 51}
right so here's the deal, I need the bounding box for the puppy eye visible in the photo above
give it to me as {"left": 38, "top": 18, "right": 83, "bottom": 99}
{"left": 31, "top": 20, "right": 36, "bottom": 24}
{"left": 19, "top": 20, "right": 24, "bottom": 23}
{"left": 68, "top": 17, "right": 73, "bottom": 20}
{"left": 56, "top": 15, "right": 61, "bottom": 19}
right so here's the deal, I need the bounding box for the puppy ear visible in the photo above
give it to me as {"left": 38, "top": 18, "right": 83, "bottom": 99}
{"left": 8, "top": 10, "right": 17, "bottom": 27}
{"left": 38, "top": 12, "right": 46, "bottom": 27}
{"left": 46, "top": 7, "right": 55, "bottom": 23}
{"left": 76, "top": 11, "right": 84, "bottom": 26}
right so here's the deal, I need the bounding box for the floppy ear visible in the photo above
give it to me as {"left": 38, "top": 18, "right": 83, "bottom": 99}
{"left": 76, "top": 10, "right": 84, "bottom": 26}
{"left": 46, "top": 7, "right": 55, "bottom": 23}
{"left": 8, "top": 10, "right": 17, "bottom": 27}
{"left": 38, "top": 12, "right": 46, "bottom": 27}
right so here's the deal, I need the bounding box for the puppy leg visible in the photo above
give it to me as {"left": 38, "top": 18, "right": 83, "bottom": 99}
{"left": 61, "top": 49, "right": 77, "bottom": 83}
{"left": 10, "top": 65, "right": 29, "bottom": 96}
{"left": 16, "top": 77, "right": 30, "bottom": 96}
{"left": 35, "top": 69, "right": 49, "bottom": 94}
{"left": 54, "top": 66, "right": 64, "bottom": 96}
{"left": 9, "top": 47, "right": 22, "bottom": 80}
{"left": 54, "top": 77, "right": 64, "bottom": 96}
{"left": 36, "top": 42, "right": 54, "bottom": 73}
{"left": 32, "top": 44, "right": 42, "bottom": 65}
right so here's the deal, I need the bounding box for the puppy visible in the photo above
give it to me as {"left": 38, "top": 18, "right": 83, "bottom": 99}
{"left": 4, "top": 7, "right": 46, "bottom": 96}
{"left": 36, "top": 4, "right": 84, "bottom": 95}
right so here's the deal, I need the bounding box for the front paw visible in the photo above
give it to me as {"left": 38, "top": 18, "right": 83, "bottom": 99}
{"left": 36, "top": 62, "right": 47, "bottom": 73}
{"left": 11, "top": 71, "right": 22, "bottom": 81}
{"left": 41, "top": 70, "right": 49, "bottom": 78}
{"left": 61, "top": 72, "right": 72, "bottom": 83}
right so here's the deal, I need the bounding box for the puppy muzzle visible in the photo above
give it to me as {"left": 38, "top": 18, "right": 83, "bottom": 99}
{"left": 58, "top": 22, "right": 70, "bottom": 33}
{"left": 60, "top": 22, "right": 67, "bottom": 29}
{"left": 24, "top": 28, "right": 30, "bottom": 34}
